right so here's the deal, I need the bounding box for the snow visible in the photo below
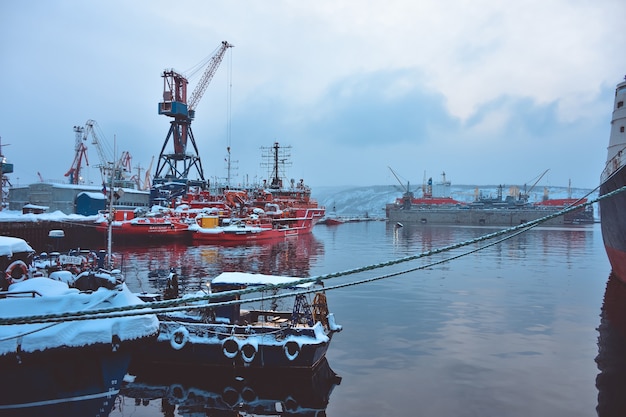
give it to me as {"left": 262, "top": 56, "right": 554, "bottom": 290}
{"left": 211, "top": 272, "right": 313, "bottom": 287}
{"left": 0, "top": 278, "right": 159, "bottom": 355}
{"left": 0, "top": 209, "right": 98, "bottom": 222}
{"left": 0, "top": 236, "right": 34, "bottom": 257}
{"left": 77, "top": 191, "right": 106, "bottom": 200}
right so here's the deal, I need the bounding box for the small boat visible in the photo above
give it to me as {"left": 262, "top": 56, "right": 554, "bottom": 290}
{"left": 600, "top": 76, "right": 626, "bottom": 282}
{"left": 0, "top": 236, "right": 159, "bottom": 414}
{"left": 122, "top": 358, "right": 341, "bottom": 416}
{"left": 189, "top": 208, "right": 318, "bottom": 244}
{"left": 135, "top": 271, "right": 342, "bottom": 369}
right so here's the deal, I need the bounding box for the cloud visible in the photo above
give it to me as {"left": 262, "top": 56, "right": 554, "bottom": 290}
{"left": 1, "top": 0, "right": 624, "bottom": 191}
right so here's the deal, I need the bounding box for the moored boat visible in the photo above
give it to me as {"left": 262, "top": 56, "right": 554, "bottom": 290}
{"left": 135, "top": 271, "right": 342, "bottom": 369}
{"left": 600, "top": 76, "right": 626, "bottom": 282}
{"left": 94, "top": 208, "right": 190, "bottom": 242}
{"left": 0, "top": 236, "right": 159, "bottom": 414}
{"left": 189, "top": 207, "right": 318, "bottom": 244}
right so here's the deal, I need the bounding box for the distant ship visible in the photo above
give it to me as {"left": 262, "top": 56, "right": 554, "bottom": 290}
{"left": 600, "top": 76, "right": 626, "bottom": 283}
{"left": 386, "top": 172, "right": 592, "bottom": 226}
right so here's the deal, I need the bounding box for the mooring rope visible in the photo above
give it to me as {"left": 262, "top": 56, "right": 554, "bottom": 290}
{"left": 1, "top": 185, "right": 623, "bottom": 326}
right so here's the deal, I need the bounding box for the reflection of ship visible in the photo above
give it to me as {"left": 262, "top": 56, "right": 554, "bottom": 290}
{"left": 117, "top": 233, "right": 324, "bottom": 294}
{"left": 600, "top": 77, "right": 626, "bottom": 283}
{"left": 122, "top": 358, "right": 341, "bottom": 416}
{"left": 596, "top": 274, "right": 626, "bottom": 416}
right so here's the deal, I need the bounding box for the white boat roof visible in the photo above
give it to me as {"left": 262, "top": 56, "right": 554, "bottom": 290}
{"left": 211, "top": 272, "right": 314, "bottom": 287}
{"left": 0, "top": 236, "right": 34, "bottom": 257}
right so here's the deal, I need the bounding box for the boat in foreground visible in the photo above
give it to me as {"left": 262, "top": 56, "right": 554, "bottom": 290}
{"left": 0, "top": 236, "right": 159, "bottom": 415}
{"left": 600, "top": 76, "right": 626, "bottom": 283}
{"left": 136, "top": 271, "right": 342, "bottom": 369}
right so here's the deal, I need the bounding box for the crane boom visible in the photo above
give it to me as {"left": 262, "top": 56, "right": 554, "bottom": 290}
{"left": 388, "top": 166, "right": 410, "bottom": 193}
{"left": 187, "top": 41, "right": 233, "bottom": 114}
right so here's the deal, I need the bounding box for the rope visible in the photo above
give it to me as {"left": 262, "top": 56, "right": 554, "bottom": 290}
{"left": 2, "top": 185, "right": 623, "bottom": 326}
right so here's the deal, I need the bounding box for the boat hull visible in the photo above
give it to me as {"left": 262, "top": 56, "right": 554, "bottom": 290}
{"left": 0, "top": 344, "right": 131, "bottom": 415}
{"left": 386, "top": 206, "right": 584, "bottom": 226}
{"left": 600, "top": 164, "right": 626, "bottom": 283}
{"left": 191, "top": 225, "right": 311, "bottom": 243}
{"left": 95, "top": 220, "right": 189, "bottom": 241}
{"left": 136, "top": 320, "right": 334, "bottom": 369}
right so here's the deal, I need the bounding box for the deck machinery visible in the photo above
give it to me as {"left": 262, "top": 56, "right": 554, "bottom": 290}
{"left": 151, "top": 41, "right": 233, "bottom": 205}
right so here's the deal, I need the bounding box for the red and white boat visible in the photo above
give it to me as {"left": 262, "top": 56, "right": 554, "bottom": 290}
{"left": 600, "top": 76, "right": 626, "bottom": 283}
{"left": 189, "top": 207, "right": 317, "bottom": 244}
{"left": 94, "top": 209, "right": 190, "bottom": 242}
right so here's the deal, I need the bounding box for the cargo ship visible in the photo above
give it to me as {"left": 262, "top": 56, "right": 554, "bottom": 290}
{"left": 386, "top": 174, "right": 593, "bottom": 226}
{"left": 600, "top": 76, "right": 626, "bottom": 282}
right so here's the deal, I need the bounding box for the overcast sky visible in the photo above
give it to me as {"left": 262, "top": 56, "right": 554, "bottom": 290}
{"left": 1, "top": 0, "right": 625, "bottom": 192}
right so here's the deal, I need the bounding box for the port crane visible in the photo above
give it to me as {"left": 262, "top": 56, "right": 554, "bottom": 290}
{"left": 76, "top": 120, "right": 136, "bottom": 189}
{"left": 65, "top": 125, "right": 89, "bottom": 184}
{"left": 153, "top": 41, "right": 233, "bottom": 192}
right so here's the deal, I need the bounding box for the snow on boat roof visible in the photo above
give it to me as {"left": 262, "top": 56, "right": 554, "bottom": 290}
{"left": 0, "top": 236, "right": 34, "bottom": 257}
{"left": 211, "top": 272, "right": 314, "bottom": 287}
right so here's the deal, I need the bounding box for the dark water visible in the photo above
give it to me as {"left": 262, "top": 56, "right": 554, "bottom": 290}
{"left": 105, "top": 221, "right": 624, "bottom": 417}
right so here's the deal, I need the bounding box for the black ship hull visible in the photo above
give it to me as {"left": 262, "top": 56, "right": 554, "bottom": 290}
{"left": 600, "top": 164, "right": 626, "bottom": 283}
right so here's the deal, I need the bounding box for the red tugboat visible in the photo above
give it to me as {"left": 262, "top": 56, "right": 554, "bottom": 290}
{"left": 600, "top": 76, "right": 626, "bottom": 283}
{"left": 189, "top": 207, "right": 318, "bottom": 244}
{"left": 94, "top": 208, "right": 190, "bottom": 242}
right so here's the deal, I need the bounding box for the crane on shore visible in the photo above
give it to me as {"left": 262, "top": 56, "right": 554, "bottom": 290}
{"left": 64, "top": 125, "right": 89, "bottom": 184}
{"left": 153, "top": 41, "right": 233, "bottom": 195}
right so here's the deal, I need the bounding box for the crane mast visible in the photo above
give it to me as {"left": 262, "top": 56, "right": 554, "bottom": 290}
{"left": 153, "top": 41, "right": 233, "bottom": 201}
{"left": 65, "top": 125, "right": 89, "bottom": 184}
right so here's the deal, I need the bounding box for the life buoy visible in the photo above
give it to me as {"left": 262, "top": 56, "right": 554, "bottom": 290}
{"left": 170, "top": 326, "right": 189, "bottom": 350}
{"left": 284, "top": 340, "right": 300, "bottom": 361}
{"left": 167, "top": 384, "right": 188, "bottom": 404}
{"left": 284, "top": 395, "right": 299, "bottom": 412}
{"left": 222, "top": 338, "right": 239, "bottom": 359}
{"left": 240, "top": 343, "right": 257, "bottom": 363}
{"left": 240, "top": 386, "right": 257, "bottom": 402}
{"left": 5, "top": 260, "right": 29, "bottom": 284}
{"left": 221, "top": 387, "right": 240, "bottom": 407}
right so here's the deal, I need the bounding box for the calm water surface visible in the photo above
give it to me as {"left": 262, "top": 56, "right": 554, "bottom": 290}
{"left": 107, "top": 221, "right": 622, "bottom": 417}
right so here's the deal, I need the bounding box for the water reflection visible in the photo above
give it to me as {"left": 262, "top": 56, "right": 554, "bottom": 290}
{"left": 596, "top": 273, "right": 626, "bottom": 417}
{"left": 117, "top": 234, "right": 324, "bottom": 294}
{"left": 119, "top": 358, "right": 341, "bottom": 417}
{"left": 388, "top": 223, "right": 592, "bottom": 265}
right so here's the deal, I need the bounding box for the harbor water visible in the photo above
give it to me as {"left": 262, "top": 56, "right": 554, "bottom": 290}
{"left": 108, "top": 220, "right": 618, "bottom": 417}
